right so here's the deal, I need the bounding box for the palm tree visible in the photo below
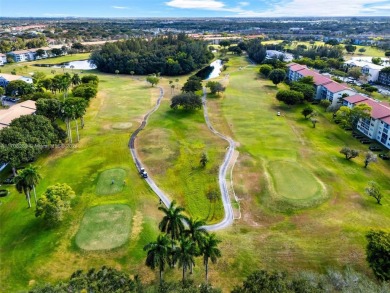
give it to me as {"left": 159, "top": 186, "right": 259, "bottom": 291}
{"left": 159, "top": 200, "right": 186, "bottom": 243}
{"left": 22, "top": 165, "right": 41, "bottom": 205}
{"left": 201, "top": 234, "right": 221, "bottom": 285}
{"left": 14, "top": 171, "right": 33, "bottom": 208}
{"left": 72, "top": 98, "right": 87, "bottom": 142}
{"left": 144, "top": 234, "right": 171, "bottom": 285}
{"left": 71, "top": 73, "right": 81, "bottom": 86}
{"left": 173, "top": 237, "right": 197, "bottom": 283}
{"left": 184, "top": 217, "right": 208, "bottom": 274}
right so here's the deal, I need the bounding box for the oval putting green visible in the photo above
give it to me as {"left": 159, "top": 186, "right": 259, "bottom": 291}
{"left": 75, "top": 204, "right": 132, "bottom": 251}
{"left": 96, "top": 168, "right": 127, "bottom": 195}
{"left": 268, "top": 161, "right": 323, "bottom": 201}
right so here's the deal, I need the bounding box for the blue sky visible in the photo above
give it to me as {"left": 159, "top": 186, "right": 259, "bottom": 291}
{"left": 1, "top": 0, "right": 390, "bottom": 17}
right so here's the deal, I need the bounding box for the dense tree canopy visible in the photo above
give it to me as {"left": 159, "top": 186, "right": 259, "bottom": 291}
{"left": 90, "top": 33, "right": 213, "bottom": 76}
{"left": 171, "top": 92, "right": 202, "bottom": 111}
{"left": 276, "top": 90, "right": 304, "bottom": 105}
{"left": 246, "top": 39, "right": 267, "bottom": 64}
{"left": 366, "top": 230, "right": 390, "bottom": 281}
{"left": 35, "top": 183, "right": 75, "bottom": 226}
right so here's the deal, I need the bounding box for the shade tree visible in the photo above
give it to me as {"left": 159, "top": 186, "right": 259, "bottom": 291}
{"left": 269, "top": 69, "right": 286, "bottom": 86}
{"left": 35, "top": 183, "right": 75, "bottom": 226}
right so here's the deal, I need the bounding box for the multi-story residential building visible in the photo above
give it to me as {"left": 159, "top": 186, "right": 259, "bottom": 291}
{"left": 343, "top": 94, "right": 390, "bottom": 149}
{"left": 378, "top": 67, "right": 390, "bottom": 86}
{"left": 0, "top": 73, "right": 33, "bottom": 88}
{"left": 344, "top": 59, "right": 385, "bottom": 82}
{"left": 319, "top": 82, "right": 355, "bottom": 106}
{"left": 0, "top": 54, "right": 7, "bottom": 66}
{"left": 8, "top": 50, "right": 36, "bottom": 62}
{"left": 293, "top": 68, "right": 333, "bottom": 99}
{"left": 287, "top": 63, "right": 355, "bottom": 102}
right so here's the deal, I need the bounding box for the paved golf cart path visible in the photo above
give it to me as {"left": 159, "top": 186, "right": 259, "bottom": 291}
{"left": 129, "top": 86, "right": 235, "bottom": 231}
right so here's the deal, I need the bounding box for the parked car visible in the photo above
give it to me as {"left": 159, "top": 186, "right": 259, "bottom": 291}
{"left": 3, "top": 176, "right": 14, "bottom": 184}
{"left": 142, "top": 172, "right": 148, "bottom": 178}
{"left": 369, "top": 146, "right": 382, "bottom": 151}
{"left": 378, "top": 153, "right": 389, "bottom": 160}
{"left": 360, "top": 139, "right": 371, "bottom": 144}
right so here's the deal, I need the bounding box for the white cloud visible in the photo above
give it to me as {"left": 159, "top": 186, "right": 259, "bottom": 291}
{"left": 253, "top": 0, "right": 390, "bottom": 16}
{"left": 165, "top": 0, "right": 388, "bottom": 16}
{"left": 112, "top": 6, "right": 129, "bottom": 9}
{"left": 165, "top": 0, "right": 225, "bottom": 9}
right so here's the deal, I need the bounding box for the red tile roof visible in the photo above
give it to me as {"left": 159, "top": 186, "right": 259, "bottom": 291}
{"left": 356, "top": 99, "right": 390, "bottom": 119}
{"left": 343, "top": 94, "right": 369, "bottom": 104}
{"left": 323, "top": 81, "right": 350, "bottom": 93}
{"left": 382, "top": 116, "right": 390, "bottom": 124}
{"left": 288, "top": 64, "right": 307, "bottom": 72}
{"left": 296, "top": 68, "right": 333, "bottom": 86}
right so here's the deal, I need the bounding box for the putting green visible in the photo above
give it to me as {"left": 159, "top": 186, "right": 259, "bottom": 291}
{"left": 268, "top": 161, "right": 323, "bottom": 200}
{"left": 75, "top": 204, "right": 132, "bottom": 251}
{"left": 96, "top": 168, "right": 127, "bottom": 195}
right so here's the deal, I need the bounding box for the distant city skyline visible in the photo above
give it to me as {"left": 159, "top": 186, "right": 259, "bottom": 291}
{"left": 1, "top": 0, "right": 390, "bottom": 18}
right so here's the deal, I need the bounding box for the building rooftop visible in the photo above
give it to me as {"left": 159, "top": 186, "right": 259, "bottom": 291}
{"left": 297, "top": 68, "right": 333, "bottom": 86}
{"left": 343, "top": 94, "right": 369, "bottom": 104}
{"left": 0, "top": 73, "right": 27, "bottom": 82}
{"left": 288, "top": 63, "right": 307, "bottom": 72}
{"left": 344, "top": 60, "right": 384, "bottom": 70}
{"left": 0, "top": 100, "right": 36, "bottom": 130}
{"left": 323, "top": 81, "right": 350, "bottom": 93}
{"left": 9, "top": 50, "right": 31, "bottom": 55}
{"left": 356, "top": 98, "right": 390, "bottom": 120}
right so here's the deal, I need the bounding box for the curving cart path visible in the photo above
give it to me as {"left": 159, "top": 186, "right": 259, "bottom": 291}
{"left": 129, "top": 86, "right": 235, "bottom": 230}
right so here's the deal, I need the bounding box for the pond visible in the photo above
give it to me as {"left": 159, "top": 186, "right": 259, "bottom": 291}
{"left": 205, "top": 59, "right": 223, "bottom": 80}
{"left": 36, "top": 60, "right": 97, "bottom": 70}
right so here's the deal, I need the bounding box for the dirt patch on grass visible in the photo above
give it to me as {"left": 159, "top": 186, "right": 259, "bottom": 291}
{"left": 112, "top": 122, "right": 133, "bottom": 130}
{"left": 130, "top": 210, "right": 143, "bottom": 242}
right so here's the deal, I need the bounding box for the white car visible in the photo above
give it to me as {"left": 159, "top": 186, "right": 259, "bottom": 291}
{"left": 277, "top": 112, "right": 281, "bottom": 116}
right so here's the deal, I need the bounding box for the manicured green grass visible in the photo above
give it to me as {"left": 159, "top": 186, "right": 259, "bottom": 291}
{"left": 75, "top": 204, "right": 132, "bottom": 250}
{"left": 137, "top": 82, "right": 226, "bottom": 223}
{"left": 267, "top": 160, "right": 324, "bottom": 201}
{"left": 33, "top": 53, "right": 91, "bottom": 64}
{"left": 96, "top": 168, "right": 127, "bottom": 195}
{"left": 0, "top": 66, "right": 162, "bottom": 291}
{"left": 202, "top": 55, "right": 390, "bottom": 291}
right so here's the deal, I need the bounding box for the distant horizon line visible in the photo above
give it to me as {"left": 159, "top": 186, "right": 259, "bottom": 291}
{"left": 1, "top": 16, "right": 390, "bottom": 19}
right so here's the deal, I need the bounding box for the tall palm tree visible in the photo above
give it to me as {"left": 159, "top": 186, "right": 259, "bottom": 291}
{"left": 184, "top": 217, "right": 208, "bottom": 274}
{"left": 72, "top": 98, "right": 87, "bottom": 142}
{"left": 173, "top": 237, "right": 197, "bottom": 283}
{"left": 158, "top": 200, "right": 186, "bottom": 243}
{"left": 201, "top": 233, "right": 222, "bottom": 285}
{"left": 144, "top": 234, "right": 171, "bottom": 285}
{"left": 22, "top": 165, "right": 41, "bottom": 205}
{"left": 14, "top": 171, "right": 33, "bottom": 208}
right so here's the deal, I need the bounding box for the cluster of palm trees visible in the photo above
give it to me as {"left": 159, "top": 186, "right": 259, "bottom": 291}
{"left": 13, "top": 165, "right": 41, "bottom": 208}
{"left": 144, "top": 201, "right": 221, "bottom": 286}
{"left": 41, "top": 72, "right": 81, "bottom": 98}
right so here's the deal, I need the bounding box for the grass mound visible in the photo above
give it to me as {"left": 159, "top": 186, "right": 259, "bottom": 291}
{"left": 75, "top": 204, "right": 132, "bottom": 251}
{"left": 267, "top": 160, "right": 326, "bottom": 209}
{"left": 96, "top": 168, "right": 127, "bottom": 195}
{"left": 112, "top": 122, "right": 133, "bottom": 130}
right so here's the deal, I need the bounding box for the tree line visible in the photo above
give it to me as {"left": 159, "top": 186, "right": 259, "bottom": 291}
{"left": 29, "top": 227, "right": 389, "bottom": 292}
{"left": 90, "top": 33, "right": 213, "bottom": 76}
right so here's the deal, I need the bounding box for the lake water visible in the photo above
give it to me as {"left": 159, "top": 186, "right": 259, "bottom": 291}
{"left": 51, "top": 60, "right": 96, "bottom": 70}
{"left": 206, "top": 59, "right": 223, "bottom": 80}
